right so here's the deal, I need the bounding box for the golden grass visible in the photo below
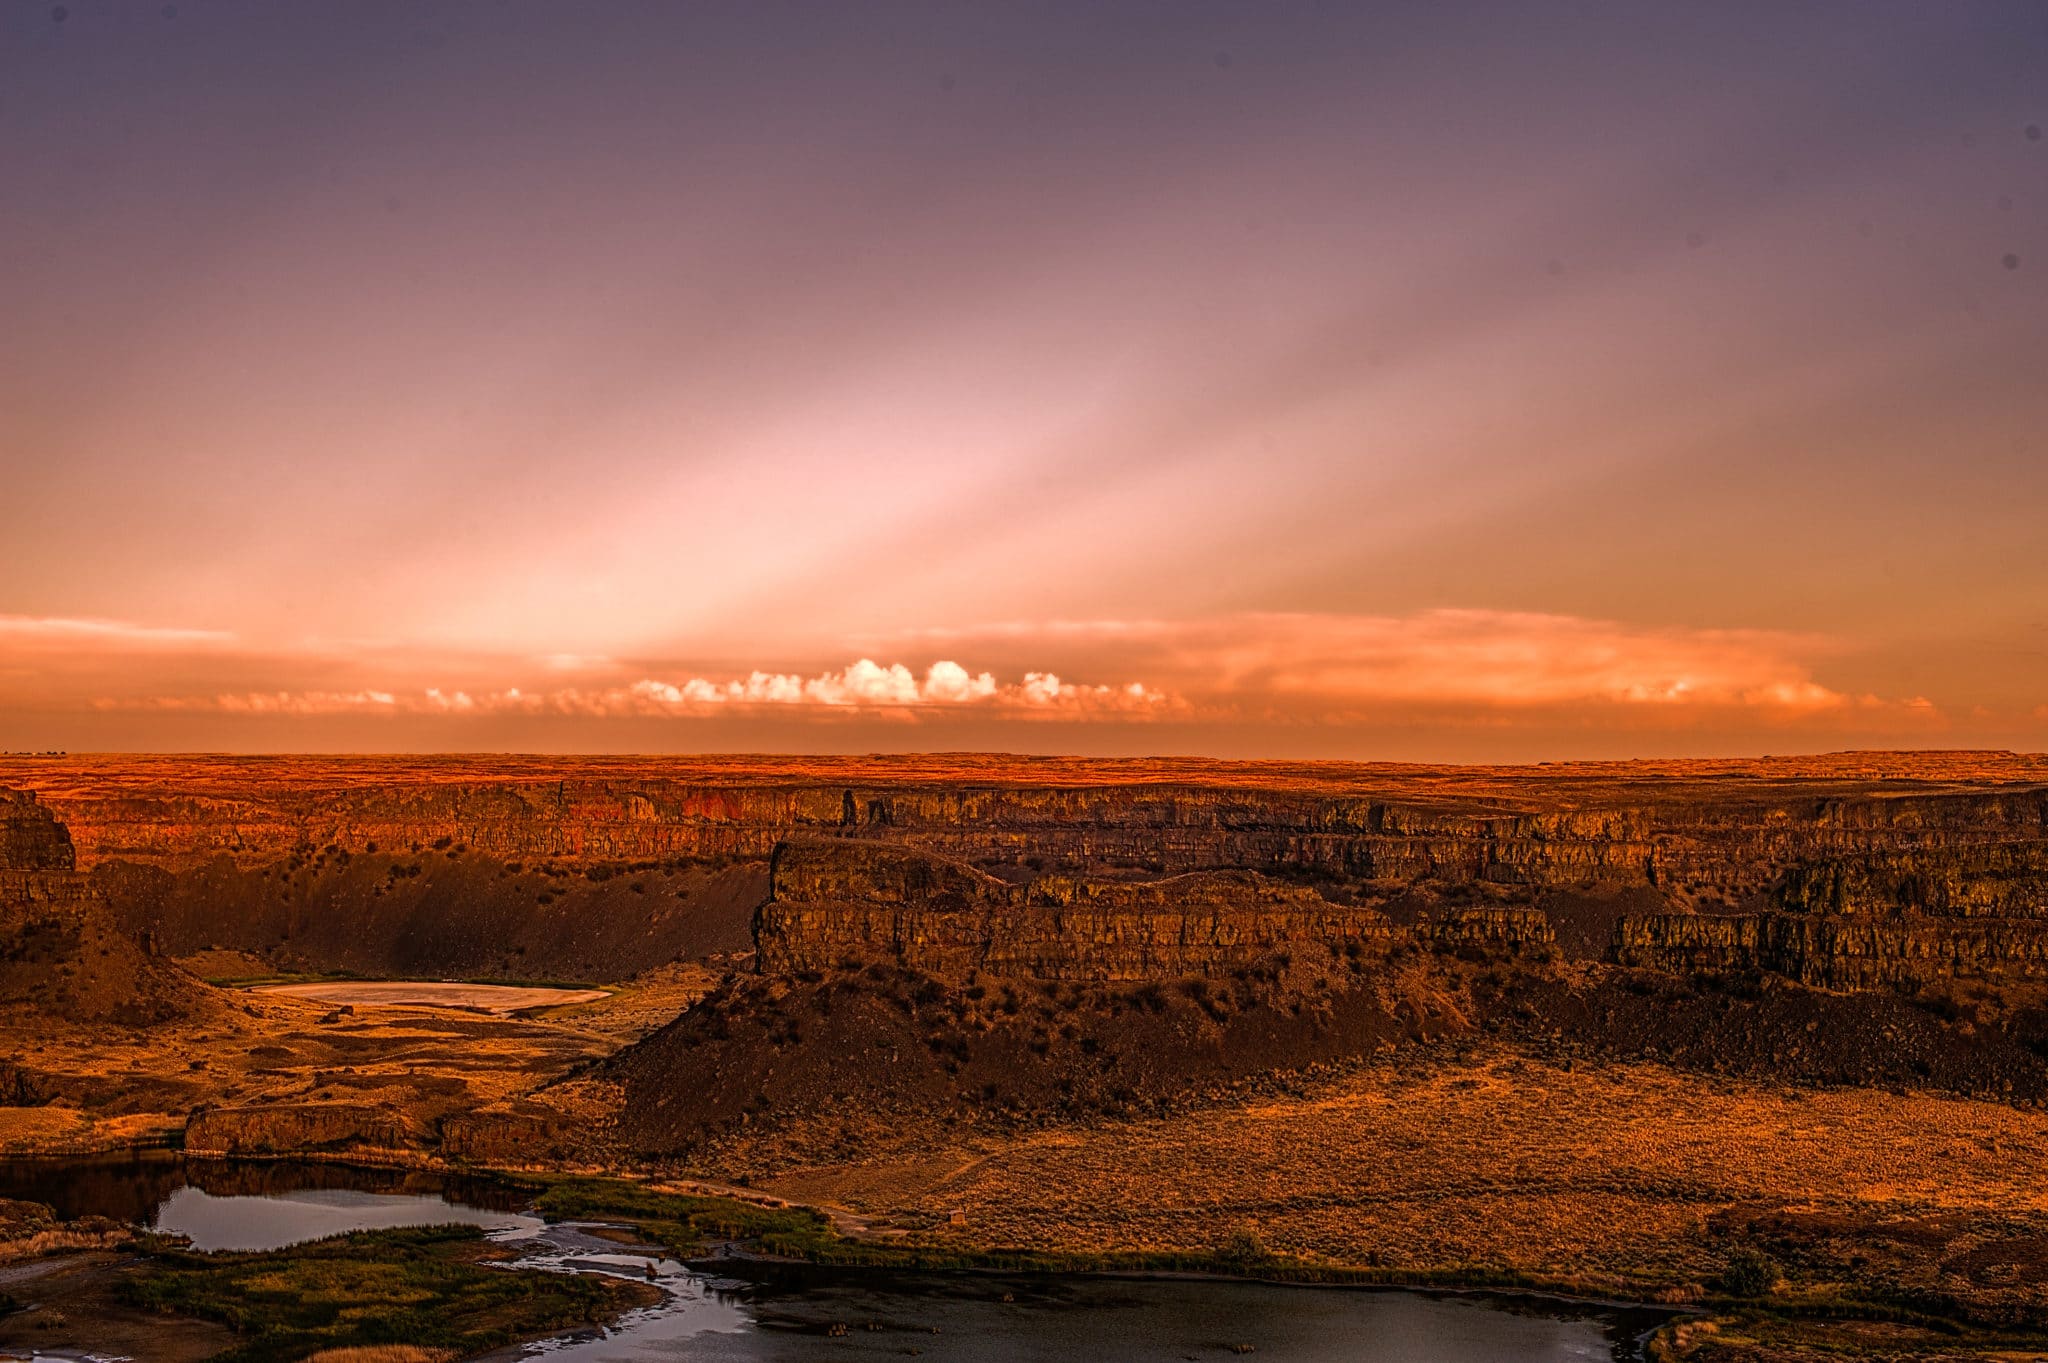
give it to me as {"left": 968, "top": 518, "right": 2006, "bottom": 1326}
{"left": 763, "top": 1054, "right": 2048, "bottom": 1293}
{"left": 296, "top": 1346, "right": 457, "bottom": 1362}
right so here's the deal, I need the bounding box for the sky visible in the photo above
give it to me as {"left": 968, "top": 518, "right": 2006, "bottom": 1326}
{"left": 2, "top": 0, "right": 2045, "bottom": 759}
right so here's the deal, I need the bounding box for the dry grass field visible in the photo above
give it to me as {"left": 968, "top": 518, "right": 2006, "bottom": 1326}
{"left": 763, "top": 1053, "right": 2048, "bottom": 1303}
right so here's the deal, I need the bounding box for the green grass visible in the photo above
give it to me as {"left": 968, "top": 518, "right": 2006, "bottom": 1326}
{"left": 120, "top": 1224, "right": 631, "bottom": 1363}
{"left": 528, "top": 1177, "right": 841, "bottom": 1257}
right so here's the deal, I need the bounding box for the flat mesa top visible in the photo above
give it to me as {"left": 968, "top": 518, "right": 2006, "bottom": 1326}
{"left": 250, "top": 981, "right": 609, "bottom": 1013}
{"left": 0, "top": 750, "right": 2043, "bottom": 809}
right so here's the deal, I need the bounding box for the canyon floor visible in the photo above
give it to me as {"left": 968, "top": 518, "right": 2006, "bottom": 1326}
{"left": 7, "top": 752, "right": 2048, "bottom": 1359}
{"left": 15, "top": 961, "right": 2048, "bottom": 1360}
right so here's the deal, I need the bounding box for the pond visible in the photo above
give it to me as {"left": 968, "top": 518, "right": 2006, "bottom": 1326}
{"left": 0, "top": 1152, "right": 536, "bottom": 1250}
{"left": 0, "top": 1156, "right": 1669, "bottom": 1361}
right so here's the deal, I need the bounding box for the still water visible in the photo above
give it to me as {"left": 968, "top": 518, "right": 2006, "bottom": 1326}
{"left": 0, "top": 1151, "right": 536, "bottom": 1249}
{"left": 2, "top": 1155, "right": 1666, "bottom": 1362}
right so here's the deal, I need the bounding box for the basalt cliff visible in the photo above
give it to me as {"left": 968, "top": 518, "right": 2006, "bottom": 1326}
{"left": 4, "top": 752, "right": 2048, "bottom": 995}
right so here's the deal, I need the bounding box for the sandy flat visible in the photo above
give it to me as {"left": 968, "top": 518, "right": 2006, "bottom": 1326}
{"left": 250, "top": 981, "right": 609, "bottom": 1013}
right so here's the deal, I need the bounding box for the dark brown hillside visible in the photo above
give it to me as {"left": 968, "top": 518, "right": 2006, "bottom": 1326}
{"left": 600, "top": 957, "right": 1451, "bottom": 1165}
{"left": 600, "top": 944, "right": 2048, "bottom": 1169}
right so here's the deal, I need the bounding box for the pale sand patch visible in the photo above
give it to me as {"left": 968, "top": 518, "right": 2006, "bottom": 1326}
{"left": 251, "top": 982, "right": 609, "bottom": 1013}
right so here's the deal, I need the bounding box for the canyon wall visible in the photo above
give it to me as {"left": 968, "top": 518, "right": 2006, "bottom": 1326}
{"left": 3, "top": 757, "right": 2047, "bottom": 992}
{"left": 16, "top": 758, "right": 2045, "bottom": 903}
{"left": 759, "top": 839, "right": 1568, "bottom": 979}
{"left": 758, "top": 840, "right": 1399, "bottom": 979}
{"left": 1615, "top": 911, "right": 2048, "bottom": 989}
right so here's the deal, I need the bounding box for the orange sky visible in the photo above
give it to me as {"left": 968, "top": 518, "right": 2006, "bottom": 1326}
{"left": 2, "top": 3, "right": 2044, "bottom": 758}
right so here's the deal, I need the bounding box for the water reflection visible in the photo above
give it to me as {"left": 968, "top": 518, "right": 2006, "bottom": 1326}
{"left": 155, "top": 1183, "right": 541, "bottom": 1251}
{"left": 0, "top": 1152, "right": 533, "bottom": 1222}
{"left": 475, "top": 1234, "right": 1648, "bottom": 1363}
{"left": 0, "top": 1152, "right": 533, "bottom": 1248}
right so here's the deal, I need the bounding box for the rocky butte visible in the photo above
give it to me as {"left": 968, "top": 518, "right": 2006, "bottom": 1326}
{"left": 0, "top": 787, "right": 213, "bottom": 1028}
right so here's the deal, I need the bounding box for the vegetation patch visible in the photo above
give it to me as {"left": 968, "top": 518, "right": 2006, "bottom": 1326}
{"left": 1647, "top": 1308, "right": 2048, "bottom": 1360}
{"left": 530, "top": 1176, "right": 843, "bottom": 1256}
{"left": 120, "top": 1224, "right": 642, "bottom": 1363}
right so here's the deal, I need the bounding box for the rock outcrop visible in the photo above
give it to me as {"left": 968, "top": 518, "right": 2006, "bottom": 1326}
{"left": 0, "top": 788, "right": 217, "bottom": 1026}
{"left": 0, "top": 789, "right": 75, "bottom": 872}
{"left": 184, "top": 1102, "right": 426, "bottom": 1158}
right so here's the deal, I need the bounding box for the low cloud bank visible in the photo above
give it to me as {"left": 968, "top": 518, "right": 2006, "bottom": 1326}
{"left": 98, "top": 659, "right": 1172, "bottom": 721}
{"left": 904, "top": 609, "right": 1943, "bottom": 726}
{"left": 4, "top": 607, "right": 1997, "bottom": 740}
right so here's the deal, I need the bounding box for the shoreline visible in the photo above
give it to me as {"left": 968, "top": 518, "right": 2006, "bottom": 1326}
{"left": 11, "top": 1144, "right": 2047, "bottom": 1359}
{"left": 2, "top": 1144, "right": 1693, "bottom": 1311}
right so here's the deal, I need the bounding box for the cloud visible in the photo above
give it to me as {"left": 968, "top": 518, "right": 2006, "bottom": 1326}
{"left": 891, "top": 609, "right": 1950, "bottom": 728}
{"left": 0, "top": 615, "right": 234, "bottom": 651}
{"left": 1178, "top": 610, "right": 1857, "bottom": 711}
{"left": 617, "top": 661, "right": 1165, "bottom": 715}
{"left": 47, "top": 610, "right": 1970, "bottom": 740}
{"left": 96, "top": 660, "right": 1174, "bottom": 722}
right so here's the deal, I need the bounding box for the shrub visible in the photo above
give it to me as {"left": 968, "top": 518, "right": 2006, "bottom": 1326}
{"left": 1215, "top": 1226, "right": 1273, "bottom": 1273}
{"left": 1717, "top": 1247, "right": 1781, "bottom": 1298}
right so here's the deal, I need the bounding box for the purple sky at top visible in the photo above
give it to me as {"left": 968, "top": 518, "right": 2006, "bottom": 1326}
{"left": 2, "top": 1, "right": 2045, "bottom": 756}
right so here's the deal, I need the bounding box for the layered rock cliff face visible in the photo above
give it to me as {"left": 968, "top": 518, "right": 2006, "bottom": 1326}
{"left": 3, "top": 755, "right": 2047, "bottom": 993}
{"left": 754, "top": 783, "right": 2048, "bottom": 988}
{"left": 760, "top": 841, "right": 1398, "bottom": 979}
{"left": 759, "top": 840, "right": 1563, "bottom": 980}
{"left": 0, "top": 789, "right": 215, "bottom": 1026}
{"left": 1609, "top": 791, "right": 2048, "bottom": 988}
{"left": 17, "top": 755, "right": 2043, "bottom": 895}
{"left": 183, "top": 1103, "right": 426, "bottom": 1159}
{"left": 1615, "top": 910, "right": 2048, "bottom": 988}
